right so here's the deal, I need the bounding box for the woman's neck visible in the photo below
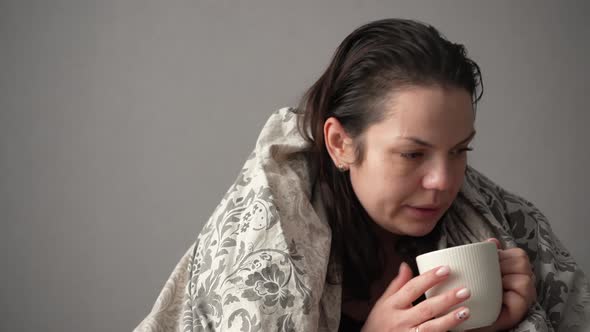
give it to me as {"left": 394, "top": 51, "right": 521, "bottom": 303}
{"left": 370, "top": 221, "right": 400, "bottom": 254}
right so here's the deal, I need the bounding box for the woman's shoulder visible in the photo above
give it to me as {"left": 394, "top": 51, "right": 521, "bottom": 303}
{"left": 460, "top": 166, "right": 552, "bottom": 248}
{"left": 464, "top": 166, "right": 540, "bottom": 214}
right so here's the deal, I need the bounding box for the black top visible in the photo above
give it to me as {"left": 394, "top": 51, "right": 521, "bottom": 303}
{"left": 338, "top": 312, "right": 365, "bottom": 332}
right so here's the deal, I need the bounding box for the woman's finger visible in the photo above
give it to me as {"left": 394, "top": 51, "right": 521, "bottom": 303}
{"left": 380, "top": 262, "right": 414, "bottom": 301}
{"left": 495, "top": 290, "right": 529, "bottom": 330}
{"left": 502, "top": 274, "right": 534, "bottom": 300}
{"left": 500, "top": 256, "right": 533, "bottom": 276}
{"left": 498, "top": 248, "right": 529, "bottom": 261}
{"left": 407, "top": 286, "right": 471, "bottom": 325}
{"left": 412, "top": 306, "right": 471, "bottom": 332}
{"left": 388, "top": 265, "right": 451, "bottom": 308}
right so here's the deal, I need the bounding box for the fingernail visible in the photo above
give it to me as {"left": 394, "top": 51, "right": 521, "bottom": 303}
{"left": 456, "top": 308, "right": 470, "bottom": 320}
{"left": 435, "top": 265, "right": 450, "bottom": 277}
{"left": 398, "top": 262, "right": 407, "bottom": 273}
{"left": 456, "top": 288, "right": 471, "bottom": 299}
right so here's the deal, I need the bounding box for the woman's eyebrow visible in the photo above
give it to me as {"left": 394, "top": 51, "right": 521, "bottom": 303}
{"left": 401, "top": 130, "right": 476, "bottom": 148}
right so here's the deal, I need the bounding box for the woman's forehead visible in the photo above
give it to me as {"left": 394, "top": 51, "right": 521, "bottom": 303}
{"left": 369, "top": 86, "right": 475, "bottom": 144}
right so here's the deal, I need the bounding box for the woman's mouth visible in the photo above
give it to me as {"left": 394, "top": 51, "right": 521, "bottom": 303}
{"left": 404, "top": 205, "right": 441, "bottom": 219}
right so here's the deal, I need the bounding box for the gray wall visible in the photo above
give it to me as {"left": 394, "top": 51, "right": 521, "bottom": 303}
{"left": 1, "top": 1, "right": 588, "bottom": 331}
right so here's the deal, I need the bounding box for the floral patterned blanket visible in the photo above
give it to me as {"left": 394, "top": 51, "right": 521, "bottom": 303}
{"left": 134, "top": 108, "right": 590, "bottom": 332}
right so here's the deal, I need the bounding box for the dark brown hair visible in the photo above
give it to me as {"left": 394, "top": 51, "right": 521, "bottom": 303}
{"left": 297, "top": 18, "right": 483, "bottom": 299}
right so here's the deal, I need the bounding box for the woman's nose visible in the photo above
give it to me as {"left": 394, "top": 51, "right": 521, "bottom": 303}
{"left": 422, "top": 162, "right": 453, "bottom": 192}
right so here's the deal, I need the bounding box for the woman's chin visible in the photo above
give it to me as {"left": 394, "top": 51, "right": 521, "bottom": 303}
{"left": 403, "top": 221, "right": 438, "bottom": 237}
{"left": 385, "top": 225, "right": 436, "bottom": 238}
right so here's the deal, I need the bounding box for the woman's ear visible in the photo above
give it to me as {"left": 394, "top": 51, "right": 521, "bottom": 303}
{"left": 324, "top": 117, "right": 355, "bottom": 169}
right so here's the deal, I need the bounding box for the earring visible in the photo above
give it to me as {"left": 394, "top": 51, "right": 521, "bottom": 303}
{"left": 337, "top": 163, "right": 348, "bottom": 172}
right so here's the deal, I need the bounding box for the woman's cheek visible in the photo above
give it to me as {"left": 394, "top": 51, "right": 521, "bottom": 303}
{"left": 452, "top": 163, "right": 467, "bottom": 190}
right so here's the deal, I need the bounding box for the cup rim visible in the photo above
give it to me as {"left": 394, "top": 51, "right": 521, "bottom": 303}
{"left": 416, "top": 241, "right": 496, "bottom": 260}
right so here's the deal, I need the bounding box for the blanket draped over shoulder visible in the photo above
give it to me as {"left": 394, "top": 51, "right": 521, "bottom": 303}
{"left": 134, "top": 108, "right": 590, "bottom": 332}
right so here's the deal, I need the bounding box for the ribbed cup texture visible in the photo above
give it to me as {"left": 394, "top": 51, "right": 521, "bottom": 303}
{"left": 416, "top": 242, "right": 502, "bottom": 331}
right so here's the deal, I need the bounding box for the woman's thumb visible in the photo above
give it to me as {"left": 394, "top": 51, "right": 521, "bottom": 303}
{"left": 486, "top": 237, "right": 502, "bottom": 250}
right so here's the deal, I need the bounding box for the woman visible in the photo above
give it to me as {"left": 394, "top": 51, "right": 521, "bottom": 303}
{"left": 135, "top": 19, "right": 589, "bottom": 332}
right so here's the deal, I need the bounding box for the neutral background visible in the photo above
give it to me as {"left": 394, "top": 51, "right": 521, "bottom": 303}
{"left": 1, "top": 1, "right": 588, "bottom": 331}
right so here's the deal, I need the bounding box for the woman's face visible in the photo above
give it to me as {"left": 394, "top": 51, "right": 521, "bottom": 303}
{"left": 349, "top": 85, "right": 475, "bottom": 237}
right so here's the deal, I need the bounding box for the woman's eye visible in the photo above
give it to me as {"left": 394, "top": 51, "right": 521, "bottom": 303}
{"left": 452, "top": 147, "right": 474, "bottom": 155}
{"left": 400, "top": 152, "right": 424, "bottom": 160}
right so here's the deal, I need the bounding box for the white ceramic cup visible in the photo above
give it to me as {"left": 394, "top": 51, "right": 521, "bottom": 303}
{"left": 416, "top": 241, "right": 502, "bottom": 331}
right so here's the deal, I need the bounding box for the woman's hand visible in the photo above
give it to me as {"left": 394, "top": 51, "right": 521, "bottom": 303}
{"left": 471, "top": 238, "right": 537, "bottom": 331}
{"left": 362, "top": 262, "right": 472, "bottom": 332}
